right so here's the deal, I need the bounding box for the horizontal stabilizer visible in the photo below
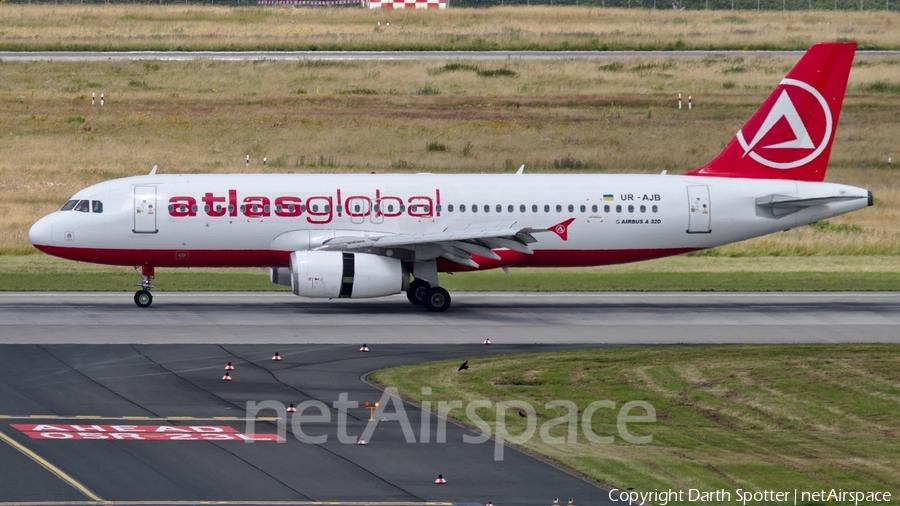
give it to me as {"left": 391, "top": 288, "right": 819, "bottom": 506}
{"left": 755, "top": 193, "right": 866, "bottom": 217}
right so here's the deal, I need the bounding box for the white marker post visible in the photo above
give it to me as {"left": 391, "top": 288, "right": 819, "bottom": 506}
{"left": 100, "top": 93, "right": 105, "bottom": 106}
{"left": 92, "top": 92, "right": 95, "bottom": 106}
{"left": 678, "top": 93, "right": 682, "bottom": 110}
{"left": 246, "top": 155, "right": 250, "bottom": 167}
{"left": 688, "top": 95, "right": 692, "bottom": 110}
{"left": 263, "top": 157, "right": 267, "bottom": 166}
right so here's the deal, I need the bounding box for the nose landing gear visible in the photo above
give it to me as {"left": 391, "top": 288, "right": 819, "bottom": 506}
{"left": 134, "top": 265, "right": 154, "bottom": 308}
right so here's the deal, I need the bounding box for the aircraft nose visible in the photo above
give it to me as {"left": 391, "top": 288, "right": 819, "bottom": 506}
{"left": 29, "top": 216, "right": 53, "bottom": 247}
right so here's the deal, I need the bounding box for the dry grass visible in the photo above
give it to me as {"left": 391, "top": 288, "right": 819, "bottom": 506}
{"left": 0, "top": 5, "right": 899, "bottom": 51}
{"left": 1, "top": 54, "right": 899, "bottom": 255}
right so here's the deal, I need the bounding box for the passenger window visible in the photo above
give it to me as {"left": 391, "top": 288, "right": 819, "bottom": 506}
{"left": 240, "top": 205, "right": 246, "bottom": 213}
{"left": 616, "top": 205, "right": 622, "bottom": 213}
{"left": 374, "top": 205, "right": 380, "bottom": 213}
{"left": 532, "top": 205, "right": 538, "bottom": 213}
{"left": 61, "top": 200, "right": 78, "bottom": 211}
{"left": 484, "top": 205, "right": 490, "bottom": 213}
{"left": 472, "top": 205, "right": 478, "bottom": 213}
{"left": 74, "top": 200, "right": 90, "bottom": 212}
{"left": 191, "top": 204, "right": 198, "bottom": 213}
{"left": 580, "top": 205, "right": 586, "bottom": 213}
{"left": 399, "top": 204, "right": 406, "bottom": 212}
{"left": 604, "top": 205, "right": 610, "bottom": 213}
{"left": 628, "top": 205, "right": 635, "bottom": 213}
{"left": 388, "top": 204, "right": 395, "bottom": 212}
{"left": 568, "top": 204, "right": 574, "bottom": 212}
{"left": 435, "top": 205, "right": 441, "bottom": 212}
{"left": 424, "top": 205, "right": 430, "bottom": 213}
{"left": 448, "top": 204, "right": 454, "bottom": 212}
{"left": 411, "top": 205, "right": 418, "bottom": 212}
{"left": 92, "top": 201, "right": 103, "bottom": 213}
{"left": 640, "top": 205, "right": 646, "bottom": 213}
{"left": 592, "top": 205, "right": 598, "bottom": 213}
{"left": 300, "top": 205, "right": 306, "bottom": 213}
{"left": 228, "top": 205, "right": 235, "bottom": 213}
{"left": 288, "top": 205, "right": 294, "bottom": 213}
{"left": 652, "top": 205, "right": 658, "bottom": 213}
{"left": 460, "top": 204, "right": 466, "bottom": 212}
{"left": 556, "top": 205, "right": 562, "bottom": 213}
{"left": 264, "top": 205, "right": 270, "bottom": 213}
{"left": 337, "top": 205, "right": 344, "bottom": 213}
{"left": 520, "top": 205, "right": 526, "bottom": 213}
{"left": 544, "top": 205, "right": 550, "bottom": 213}
{"left": 324, "top": 205, "right": 331, "bottom": 212}
{"left": 312, "top": 205, "right": 319, "bottom": 212}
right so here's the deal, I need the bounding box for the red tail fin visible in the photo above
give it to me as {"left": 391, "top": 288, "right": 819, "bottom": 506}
{"left": 685, "top": 42, "right": 856, "bottom": 182}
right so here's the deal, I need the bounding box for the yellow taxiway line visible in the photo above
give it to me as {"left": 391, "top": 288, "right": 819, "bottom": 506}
{"left": 0, "top": 430, "right": 104, "bottom": 502}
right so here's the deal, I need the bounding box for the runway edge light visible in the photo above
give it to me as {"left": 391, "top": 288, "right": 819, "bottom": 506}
{"left": 287, "top": 403, "right": 296, "bottom": 413}
{"left": 273, "top": 352, "right": 281, "bottom": 361}
{"left": 222, "top": 372, "right": 232, "bottom": 381}
{"left": 360, "top": 343, "right": 370, "bottom": 352}
{"left": 225, "top": 362, "right": 234, "bottom": 370}
{"left": 483, "top": 338, "right": 491, "bottom": 345}
{"left": 435, "top": 474, "right": 446, "bottom": 484}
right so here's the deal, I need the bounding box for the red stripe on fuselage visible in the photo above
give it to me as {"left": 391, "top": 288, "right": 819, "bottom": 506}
{"left": 34, "top": 244, "right": 701, "bottom": 270}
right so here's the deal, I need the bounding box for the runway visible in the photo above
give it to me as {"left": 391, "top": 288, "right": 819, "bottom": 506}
{"left": 1, "top": 292, "right": 899, "bottom": 344}
{"left": 1, "top": 50, "right": 898, "bottom": 62}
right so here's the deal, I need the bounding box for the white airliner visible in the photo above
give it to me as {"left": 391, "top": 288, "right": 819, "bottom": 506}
{"left": 29, "top": 42, "right": 871, "bottom": 311}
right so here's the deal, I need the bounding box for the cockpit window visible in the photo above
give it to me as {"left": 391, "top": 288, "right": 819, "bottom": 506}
{"left": 73, "top": 200, "right": 90, "bottom": 213}
{"left": 92, "top": 201, "right": 103, "bottom": 213}
{"left": 60, "top": 200, "right": 78, "bottom": 211}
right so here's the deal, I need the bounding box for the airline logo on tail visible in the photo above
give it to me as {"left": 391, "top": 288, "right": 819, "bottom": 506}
{"left": 736, "top": 78, "right": 832, "bottom": 170}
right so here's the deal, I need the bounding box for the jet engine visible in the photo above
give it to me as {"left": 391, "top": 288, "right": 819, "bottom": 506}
{"left": 282, "top": 250, "right": 406, "bottom": 299}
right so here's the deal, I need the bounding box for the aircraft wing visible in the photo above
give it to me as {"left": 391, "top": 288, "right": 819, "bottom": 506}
{"left": 318, "top": 219, "right": 573, "bottom": 268}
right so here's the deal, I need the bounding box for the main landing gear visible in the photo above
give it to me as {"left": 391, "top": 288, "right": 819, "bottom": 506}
{"left": 406, "top": 261, "right": 451, "bottom": 312}
{"left": 134, "top": 265, "right": 154, "bottom": 308}
{"left": 407, "top": 279, "right": 452, "bottom": 312}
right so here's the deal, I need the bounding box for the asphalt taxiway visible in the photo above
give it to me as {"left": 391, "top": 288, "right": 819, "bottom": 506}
{"left": 1, "top": 292, "right": 899, "bottom": 344}
{"left": 0, "top": 343, "right": 606, "bottom": 505}
{"left": 1, "top": 291, "right": 898, "bottom": 505}
{"left": 1, "top": 50, "right": 899, "bottom": 62}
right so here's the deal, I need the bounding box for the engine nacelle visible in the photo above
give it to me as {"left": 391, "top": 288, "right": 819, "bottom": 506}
{"left": 289, "top": 251, "right": 404, "bottom": 299}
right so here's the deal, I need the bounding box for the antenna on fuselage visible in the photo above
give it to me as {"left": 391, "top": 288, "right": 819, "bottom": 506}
{"left": 149, "top": 165, "right": 158, "bottom": 176}
{"left": 516, "top": 164, "right": 525, "bottom": 175}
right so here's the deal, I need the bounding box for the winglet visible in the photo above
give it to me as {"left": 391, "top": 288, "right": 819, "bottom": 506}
{"left": 516, "top": 164, "right": 525, "bottom": 175}
{"left": 549, "top": 218, "right": 575, "bottom": 241}
{"left": 149, "top": 165, "right": 158, "bottom": 176}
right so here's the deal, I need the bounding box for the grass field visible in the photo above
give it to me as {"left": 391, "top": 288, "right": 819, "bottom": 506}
{"left": 1, "top": 54, "right": 898, "bottom": 258}
{"left": 2, "top": 254, "right": 898, "bottom": 291}
{"left": 370, "top": 344, "right": 900, "bottom": 504}
{"left": 0, "top": 6, "right": 899, "bottom": 51}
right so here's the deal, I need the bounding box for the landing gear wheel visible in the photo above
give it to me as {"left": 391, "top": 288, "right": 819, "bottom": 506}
{"left": 134, "top": 290, "right": 153, "bottom": 308}
{"left": 423, "top": 287, "right": 451, "bottom": 313}
{"left": 407, "top": 279, "right": 431, "bottom": 306}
